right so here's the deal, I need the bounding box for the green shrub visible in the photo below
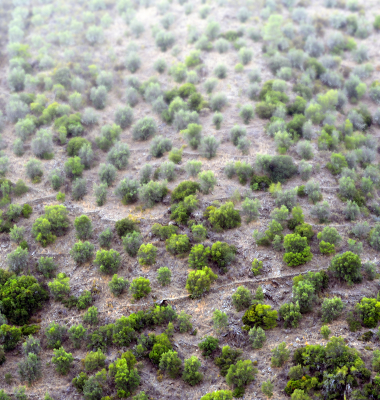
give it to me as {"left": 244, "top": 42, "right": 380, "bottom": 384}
{"left": 67, "top": 137, "right": 91, "bottom": 157}
{"left": 64, "top": 157, "right": 84, "bottom": 179}
{"left": 199, "top": 136, "right": 220, "bottom": 159}
{"left": 96, "top": 124, "right": 121, "bottom": 151}
{"left": 329, "top": 251, "right": 362, "bottom": 284}
{"left": 251, "top": 258, "right": 263, "bottom": 276}
{"left": 255, "top": 154, "right": 297, "bottom": 183}
{"left": 320, "top": 241, "right": 335, "bottom": 255}
{"left": 68, "top": 324, "right": 86, "bottom": 349}
{"left": 198, "top": 170, "right": 217, "bottom": 194}
{"left": 84, "top": 349, "right": 106, "bottom": 372}
{"left": 138, "top": 181, "right": 168, "bottom": 207}
{"left": 151, "top": 223, "right": 178, "bottom": 240}
{"left": 292, "top": 280, "right": 315, "bottom": 313}
{"left": 186, "top": 266, "right": 218, "bottom": 298}
{"left": 183, "top": 356, "right": 203, "bottom": 386}
{"left": 188, "top": 244, "right": 210, "bottom": 270}
{"left": 200, "top": 391, "right": 233, "bottom": 400}
{"left": 137, "top": 243, "right": 157, "bottom": 265}
{"left": 198, "top": 336, "right": 219, "bottom": 357}
{"left": 166, "top": 234, "right": 191, "bottom": 255}
{"left": 74, "top": 215, "right": 93, "bottom": 240}
{"left": 248, "top": 327, "right": 266, "bottom": 349}
{"left": 317, "top": 226, "right": 342, "bottom": 246}
{"left": 14, "top": 180, "right": 28, "bottom": 197}
{"left": 108, "top": 274, "right": 129, "bottom": 296}
{"left": 271, "top": 342, "right": 290, "bottom": 367}
{"left": 190, "top": 224, "right": 206, "bottom": 242}
{"left": 279, "top": 302, "right": 302, "bottom": 328}
{"left": 171, "top": 181, "right": 200, "bottom": 202}
{"left": 48, "top": 272, "right": 70, "bottom": 300}
{"left": 122, "top": 231, "right": 143, "bottom": 257}
{"left": 115, "top": 217, "right": 139, "bottom": 237}
{"left": 52, "top": 346, "right": 74, "bottom": 375}
{"left": 211, "top": 241, "right": 236, "bottom": 271}
{"left": 94, "top": 249, "right": 121, "bottom": 274}
{"left": 130, "top": 277, "right": 151, "bottom": 299}
{"left": 369, "top": 223, "right": 380, "bottom": 251}
{"left": 226, "top": 359, "right": 257, "bottom": 396}
{"left": 37, "top": 256, "right": 57, "bottom": 278}
{"left": 83, "top": 306, "right": 99, "bottom": 325}
{"left": 321, "top": 325, "right": 331, "bottom": 339}
{"left": 157, "top": 267, "right": 171, "bottom": 286}
{"left": 0, "top": 324, "right": 22, "bottom": 351}
{"left": 283, "top": 234, "right": 313, "bottom": 267}
{"left": 26, "top": 159, "right": 43, "bottom": 182}
{"left": 321, "top": 297, "right": 344, "bottom": 323}
{"left": 45, "top": 322, "right": 66, "bottom": 349}
{"left": 18, "top": 353, "right": 41, "bottom": 385}
{"left": 231, "top": 286, "right": 251, "bottom": 311}
{"left": 207, "top": 202, "right": 241, "bottom": 231}
{"left": 355, "top": 297, "right": 380, "bottom": 328}
{"left": 0, "top": 273, "right": 48, "bottom": 325}
{"left": 242, "top": 303, "right": 278, "bottom": 330}
{"left": 7, "top": 246, "right": 28, "bottom": 275}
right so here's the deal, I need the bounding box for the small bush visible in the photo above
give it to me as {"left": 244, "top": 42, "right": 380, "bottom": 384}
{"left": 83, "top": 306, "right": 98, "bottom": 326}
{"left": 271, "top": 342, "right": 290, "bottom": 367}
{"left": 321, "top": 297, "right": 344, "bottom": 322}
{"left": 330, "top": 251, "right": 362, "bottom": 284}
{"left": 94, "top": 249, "right": 121, "bottom": 275}
{"left": 123, "top": 231, "right": 143, "bottom": 257}
{"left": 74, "top": 215, "right": 93, "bottom": 240}
{"left": 198, "top": 170, "right": 217, "bottom": 194}
{"left": 210, "top": 93, "right": 227, "bottom": 111}
{"left": 198, "top": 336, "right": 219, "bottom": 357}
{"left": 132, "top": 117, "right": 157, "bottom": 141}
{"left": 90, "top": 86, "right": 107, "bottom": 109}
{"left": 70, "top": 241, "right": 94, "bottom": 264}
{"left": 115, "top": 178, "right": 140, "bottom": 204}
{"left": 150, "top": 136, "right": 172, "bottom": 157}
{"left": 109, "top": 274, "right": 129, "bottom": 296}
{"left": 279, "top": 302, "right": 302, "bottom": 328}
{"left": 98, "top": 163, "right": 117, "bottom": 187}
{"left": 52, "top": 347, "right": 74, "bottom": 375}
{"left": 130, "top": 277, "right": 151, "bottom": 299}
{"left": 157, "top": 267, "right": 171, "bottom": 286}
{"left": 115, "top": 106, "right": 133, "bottom": 129}
{"left": 186, "top": 266, "right": 218, "bottom": 298}
{"left": 72, "top": 178, "right": 87, "bottom": 200}
{"left": 232, "top": 286, "right": 252, "bottom": 311}
{"left": 310, "top": 201, "right": 330, "bottom": 223}
{"left": 37, "top": 256, "right": 57, "bottom": 278}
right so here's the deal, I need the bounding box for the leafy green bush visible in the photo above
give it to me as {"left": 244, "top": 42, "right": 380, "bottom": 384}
{"left": 157, "top": 267, "right": 171, "bottom": 286}
{"left": 68, "top": 324, "right": 87, "bottom": 349}
{"left": 7, "top": 246, "right": 28, "bottom": 275}
{"left": 122, "top": 231, "right": 143, "bottom": 257}
{"left": 183, "top": 356, "right": 203, "bottom": 386}
{"left": 283, "top": 234, "right": 313, "bottom": 267}
{"left": 70, "top": 241, "right": 95, "bottom": 264}
{"left": 172, "top": 181, "right": 200, "bottom": 202}
{"left": 206, "top": 202, "right": 241, "bottom": 231}
{"left": 0, "top": 324, "right": 21, "bottom": 351}
{"left": 198, "top": 336, "right": 219, "bottom": 357}
{"left": 211, "top": 241, "right": 236, "bottom": 271}
{"left": 186, "top": 267, "right": 218, "bottom": 298}
{"left": 279, "top": 302, "right": 302, "bottom": 328}
{"left": 36, "top": 256, "right": 57, "bottom": 278}
{"left": 321, "top": 297, "right": 344, "bottom": 323}
{"left": 159, "top": 350, "right": 182, "bottom": 378}
{"left": 52, "top": 346, "right": 74, "bottom": 375}
{"left": 242, "top": 303, "right": 278, "bottom": 330}
{"left": 137, "top": 243, "right": 157, "bottom": 265}
{"left": 199, "top": 136, "right": 220, "bottom": 159}
{"left": 83, "top": 306, "right": 99, "bottom": 326}
{"left": 251, "top": 258, "right": 263, "bottom": 276}
{"left": 232, "top": 286, "right": 252, "bottom": 311}
{"left": 329, "top": 251, "right": 362, "bottom": 284}
{"left": 130, "top": 277, "right": 151, "bottom": 300}
{"left": 166, "top": 234, "right": 191, "bottom": 255}
{"left": 369, "top": 223, "right": 380, "bottom": 251}
{"left": 138, "top": 181, "right": 168, "bottom": 207}
{"left": 0, "top": 273, "right": 48, "bottom": 325}
{"left": 248, "top": 327, "right": 266, "bottom": 349}
{"left": 18, "top": 352, "right": 41, "bottom": 385}
{"left": 188, "top": 244, "right": 210, "bottom": 270}
{"left": 192, "top": 224, "right": 207, "bottom": 242}
{"left": 94, "top": 249, "right": 121, "bottom": 274}
{"left": 255, "top": 154, "right": 297, "bottom": 183}
{"left": 45, "top": 322, "right": 66, "bottom": 349}
{"left": 226, "top": 359, "right": 257, "bottom": 396}
{"left": 355, "top": 297, "right": 380, "bottom": 328}
{"left": 198, "top": 170, "right": 217, "bottom": 194}
{"left": 271, "top": 342, "right": 290, "bottom": 367}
